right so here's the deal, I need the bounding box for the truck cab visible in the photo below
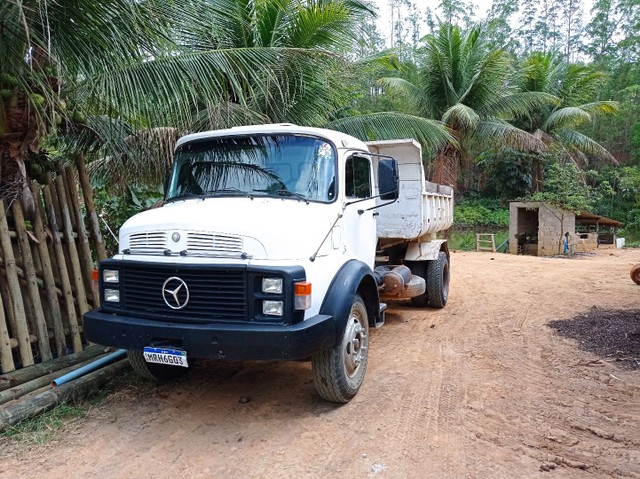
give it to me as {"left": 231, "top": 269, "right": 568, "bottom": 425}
{"left": 84, "top": 124, "right": 452, "bottom": 403}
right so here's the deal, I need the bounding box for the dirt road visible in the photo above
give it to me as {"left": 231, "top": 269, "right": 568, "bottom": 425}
{"left": 2, "top": 249, "right": 640, "bottom": 478}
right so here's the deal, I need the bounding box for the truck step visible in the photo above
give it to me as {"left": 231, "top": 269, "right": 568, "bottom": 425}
{"left": 375, "top": 303, "right": 387, "bottom": 329}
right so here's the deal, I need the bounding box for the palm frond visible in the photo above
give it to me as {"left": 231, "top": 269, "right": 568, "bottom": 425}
{"left": 554, "top": 129, "right": 617, "bottom": 163}
{"left": 327, "top": 112, "right": 455, "bottom": 155}
{"left": 542, "top": 107, "right": 592, "bottom": 132}
{"left": 442, "top": 103, "right": 480, "bottom": 132}
{"left": 578, "top": 101, "right": 619, "bottom": 115}
{"left": 481, "top": 92, "right": 559, "bottom": 118}
{"left": 474, "top": 120, "right": 547, "bottom": 152}
{"left": 376, "top": 77, "right": 422, "bottom": 110}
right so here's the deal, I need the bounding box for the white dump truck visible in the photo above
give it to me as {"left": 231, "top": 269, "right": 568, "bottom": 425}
{"left": 84, "top": 124, "right": 454, "bottom": 403}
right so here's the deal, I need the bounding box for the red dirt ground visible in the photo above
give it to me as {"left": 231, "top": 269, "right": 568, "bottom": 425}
{"left": 1, "top": 248, "right": 640, "bottom": 478}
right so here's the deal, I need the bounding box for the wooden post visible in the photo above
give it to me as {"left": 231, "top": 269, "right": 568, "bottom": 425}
{"left": 65, "top": 165, "right": 98, "bottom": 306}
{"left": 55, "top": 175, "right": 90, "bottom": 316}
{"left": 74, "top": 153, "right": 107, "bottom": 261}
{"left": 0, "top": 273, "right": 17, "bottom": 341}
{"left": 29, "top": 182, "right": 67, "bottom": 356}
{"left": 11, "top": 201, "right": 52, "bottom": 362}
{"left": 43, "top": 183, "right": 83, "bottom": 353}
{"left": 0, "top": 201, "right": 33, "bottom": 367}
{"left": 0, "top": 292, "right": 14, "bottom": 373}
{"left": 55, "top": 162, "right": 77, "bottom": 231}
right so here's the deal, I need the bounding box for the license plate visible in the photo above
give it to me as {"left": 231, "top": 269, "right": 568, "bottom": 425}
{"left": 143, "top": 347, "right": 189, "bottom": 368}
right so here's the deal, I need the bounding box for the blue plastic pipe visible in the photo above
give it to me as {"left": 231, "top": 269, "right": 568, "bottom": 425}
{"left": 51, "top": 349, "right": 127, "bottom": 387}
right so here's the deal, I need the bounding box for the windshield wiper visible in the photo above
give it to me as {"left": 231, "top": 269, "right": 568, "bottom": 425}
{"left": 273, "top": 189, "right": 309, "bottom": 204}
{"left": 166, "top": 188, "right": 254, "bottom": 202}
{"left": 165, "top": 192, "right": 209, "bottom": 203}
{"left": 209, "top": 187, "right": 253, "bottom": 198}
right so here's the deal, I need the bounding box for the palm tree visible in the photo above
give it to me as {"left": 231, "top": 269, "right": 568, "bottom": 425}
{"left": 331, "top": 24, "right": 555, "bottom": 188}
{"left": 2, "top": 0, "right": 374, "bottom": 202}
{"left": 515, "top": 52, "right": 618, "bottom": 165}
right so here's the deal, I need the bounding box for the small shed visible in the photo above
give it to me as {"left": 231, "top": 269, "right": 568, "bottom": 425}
{"left": 508, "top": 202, "right": 623, "bottom": 256}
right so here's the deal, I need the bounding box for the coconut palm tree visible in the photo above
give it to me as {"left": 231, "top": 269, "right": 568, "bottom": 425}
{"left": 2, "top": 0, "right": 376, "bottom": 203}
{"left": 332, "top": 24, "right": 556, "bottom": 188}
{"left": 515, "top": 52, "right": 619, "bottom": 164}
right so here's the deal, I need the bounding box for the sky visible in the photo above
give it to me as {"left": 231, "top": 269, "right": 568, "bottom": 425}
{"left": 372, "top": 0, "right": 593, "bottom": 48}
{"left": 372, "top": 0, "right": 495, "bottom": 46}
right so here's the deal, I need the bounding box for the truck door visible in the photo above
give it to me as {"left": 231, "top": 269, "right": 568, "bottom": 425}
{"left": 342, "top": 154, "right": 377, "bottom": 265}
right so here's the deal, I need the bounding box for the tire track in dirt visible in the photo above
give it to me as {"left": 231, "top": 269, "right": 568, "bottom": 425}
{"left": 2, "top": 250, "right": 640, "bottom": 479}
{"left": 368, "top": 304, "right": 468, "bottom": 478}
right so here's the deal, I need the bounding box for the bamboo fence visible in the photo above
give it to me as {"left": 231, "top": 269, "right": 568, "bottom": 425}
{"left": 0, "top": 156, "right": 106, "bottom": 374}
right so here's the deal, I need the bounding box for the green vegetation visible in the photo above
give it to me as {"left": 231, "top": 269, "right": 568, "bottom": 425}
{"left": 2, "top": 403, "right": 87, "bottom": 444}
{"left": 1, "top": 0, "right": 638, "bottom": 243}
{"left": 454, "top": 198, "right": 510, "bottom": 229}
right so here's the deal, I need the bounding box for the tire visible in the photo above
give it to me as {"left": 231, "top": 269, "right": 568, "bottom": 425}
{"left": 312, "top": 294, "right": 369, "bottom": 403}
{"left": 127, "top": 350, "right": 188, "bottom": 382}
{"left": 426, "top": 251, "right": 450, "bottom": 308}
{"left": 407, "top": 261, "right": 429, "bottom": 307}
{"left": 631, "top": 264, "right": 640, "bottom": 285}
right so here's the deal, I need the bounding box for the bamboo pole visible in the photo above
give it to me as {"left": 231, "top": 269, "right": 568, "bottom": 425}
{"left": 0, "top": 356, "right": 100, "bottom": 405}
{"left": 74, "top": 153, "right": 107, "bottom": 262}
{"left": 9, "top": 335, "right": 37, "bottom": 349}
{"left": 55, "top": 162, "right": 77, "bottom": 231}
{"left": 0, "top": 358, "right": 129, "bottom": 431}
{"left": 0, "top": 289, "right": 14, "bottom": 373}
{"left": 11, "top": 201, "right": 52, "bottom": 362}
{"left": 55, "top": 175, "right": 89, "bottom": 316}
{"left": 43, "top": 183, "right": 82, "bottom": 353}
{"left": 0, "top": 344, "right": 104, "bottom": 391}
{"left": 0, "top": 272, "right": 17, "bottom": 339}
{"left": 0, "top": 201, "right": 33, "bottom": 367}
{"left": 65, "top": 165, "right": 97, "bottom": 306}
{"left": 29, "top": 182, "right": 66, "bottom": 356}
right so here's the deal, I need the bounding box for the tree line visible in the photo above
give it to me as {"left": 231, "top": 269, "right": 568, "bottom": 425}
{"left": 0, "top": 0, "right": 638, "bottom": 235}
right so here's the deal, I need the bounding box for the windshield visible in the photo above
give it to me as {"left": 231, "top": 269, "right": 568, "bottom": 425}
{"left": 166, "top": 135, "right": 336, "bottom": 203}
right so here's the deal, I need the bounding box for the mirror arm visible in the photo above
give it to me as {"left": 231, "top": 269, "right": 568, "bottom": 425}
{"left": 357, "top": 197, "right": 398, "bottom": 214}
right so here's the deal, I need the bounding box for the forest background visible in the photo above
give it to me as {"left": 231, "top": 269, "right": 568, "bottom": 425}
{"left": 1, "top": 0, "right": 639, "bottom": 251}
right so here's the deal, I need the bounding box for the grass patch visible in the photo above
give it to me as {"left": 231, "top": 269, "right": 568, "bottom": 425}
{"left": 2, "top": 403, "right": 87, "bottom": 444}
{"left": 449, "top": 230, "right": 510, "bottom": 252}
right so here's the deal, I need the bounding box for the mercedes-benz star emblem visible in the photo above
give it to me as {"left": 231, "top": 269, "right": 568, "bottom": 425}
{"left": 162, "top": 276, "right": 189, "bottom": 310}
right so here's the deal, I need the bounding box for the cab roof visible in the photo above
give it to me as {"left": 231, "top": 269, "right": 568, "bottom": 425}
{"left": 175, "top": 123, "right": 369, "bottom": 152}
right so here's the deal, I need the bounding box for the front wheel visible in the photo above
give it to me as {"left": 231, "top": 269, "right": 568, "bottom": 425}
{"left": 127, "top": 350, "right": 188, "bottom": 382}
{"left": 312, "top": 294, "right": 369, "bottom": 403}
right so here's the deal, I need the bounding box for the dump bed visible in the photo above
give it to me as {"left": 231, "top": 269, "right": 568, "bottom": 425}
{"left": 367, "top": 139, "right": 454, "bottom": 240}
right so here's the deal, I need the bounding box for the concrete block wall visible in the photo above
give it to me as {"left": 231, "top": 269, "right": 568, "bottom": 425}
{"left": 509, "top": 202, "right": 577, "bottom": 256}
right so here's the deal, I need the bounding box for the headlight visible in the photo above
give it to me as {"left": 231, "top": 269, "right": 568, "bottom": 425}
{"left": 262, "top": 277, "right": 283, "bottom": 294}
{"left": 262, "top": 300, "right": 283, "bottom": 316}
{"left": 104, "top": 289, "right": 120, "bottom": 302}
{"left": 103, "top": 270, "right": 120, "bottom": 283}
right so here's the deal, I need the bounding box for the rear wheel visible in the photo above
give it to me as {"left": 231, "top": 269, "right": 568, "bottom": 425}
{"left": 631, "top": 263, "right": 640, "bottom": 285}
{"left": 127, "top": 350, "right": 188, "bottom": 382}
{"left": 426, "top": 251, "right": 449, "bottom": 308}
{"left": 312, "top": 294, "right": 369, "bottom": 403}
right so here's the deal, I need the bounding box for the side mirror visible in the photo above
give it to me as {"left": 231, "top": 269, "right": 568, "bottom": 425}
{"left": 378, "top": 159, "right": 399, "bottom": 201}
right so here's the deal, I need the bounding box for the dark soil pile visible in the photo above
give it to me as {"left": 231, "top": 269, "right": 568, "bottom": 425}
{"left": 549, "top": 308, "right": 640, "bottom": 369}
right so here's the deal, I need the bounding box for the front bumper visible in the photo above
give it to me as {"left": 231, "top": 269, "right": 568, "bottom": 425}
{"left": 84, "top": 310, "right": 336, "bottom": 360}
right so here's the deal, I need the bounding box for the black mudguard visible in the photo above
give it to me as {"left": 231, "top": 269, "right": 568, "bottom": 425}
{"left": 320, "top": 259, "right": 380, "bottom": 346}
